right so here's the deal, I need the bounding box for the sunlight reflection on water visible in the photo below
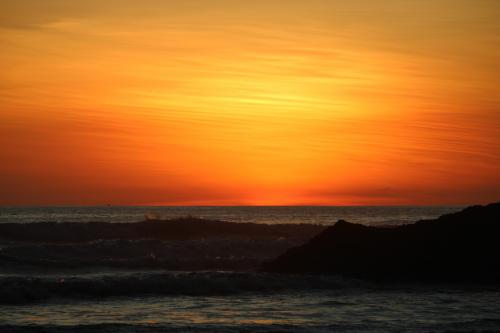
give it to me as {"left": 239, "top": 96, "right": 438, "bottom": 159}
{"left": 2, "top": 290, "right": 500, "bottom": 332}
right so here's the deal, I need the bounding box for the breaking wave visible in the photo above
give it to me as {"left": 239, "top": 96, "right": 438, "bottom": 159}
{"left": 0, "top": 272, "right": 367, "bottom": 305}
{"left": 0, "top": 218, "right": 324, "bottom": 272}
{"left": 0, "top": 218, "right": 324, "bottom": 243}
{"left": 0, "top": 238, "right": 300, "bottom": 271}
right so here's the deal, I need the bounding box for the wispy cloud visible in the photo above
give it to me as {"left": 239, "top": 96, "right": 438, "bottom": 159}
{"left": 1, "top": 0, "right": 499, "bottom": 205}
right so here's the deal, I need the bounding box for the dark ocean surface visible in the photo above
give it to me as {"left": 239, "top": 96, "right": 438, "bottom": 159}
{"left": 0, "top": 205, "right": 461, "bottom": 225}
{"left": 1, "top": 206, "right": 499, "bottom": 333}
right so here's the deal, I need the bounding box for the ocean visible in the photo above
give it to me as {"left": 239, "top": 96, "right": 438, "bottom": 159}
{"left": 1, "top": 206, "right": 500, "bottom": 333}
{"left": 0, "top": 205, "right": 462, "bottom": 225}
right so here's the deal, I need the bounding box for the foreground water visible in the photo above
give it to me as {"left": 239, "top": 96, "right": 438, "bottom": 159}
{"left": 1, "top": 206, "right": 499, "bottom": 333}
{"left": 2, "top": 274, "right": 500, "bottom": 333}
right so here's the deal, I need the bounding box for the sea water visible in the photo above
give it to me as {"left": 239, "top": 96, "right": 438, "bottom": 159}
{"left": 0, "top": 205, "right": 461, "bottom": 225}
{"left": 1, "top": 206, "right": 499, "bottom": 333}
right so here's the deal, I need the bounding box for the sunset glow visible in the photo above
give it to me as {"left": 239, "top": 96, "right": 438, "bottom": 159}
{"left": 1, "top": 0, "right": 499, "bottom": 205}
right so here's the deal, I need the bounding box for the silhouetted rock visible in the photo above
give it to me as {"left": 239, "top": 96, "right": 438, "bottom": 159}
{"left": 261, "top": 203, "right": 500, "bottom": 282}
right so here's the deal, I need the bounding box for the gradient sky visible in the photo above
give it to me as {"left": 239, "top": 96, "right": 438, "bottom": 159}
{"left": 1, "top": 0, "right": 499, "bottom": 205}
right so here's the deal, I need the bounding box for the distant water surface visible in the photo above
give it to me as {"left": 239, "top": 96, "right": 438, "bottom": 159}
{"left": 0, "top": 206, "right": 463, "bottom": 225}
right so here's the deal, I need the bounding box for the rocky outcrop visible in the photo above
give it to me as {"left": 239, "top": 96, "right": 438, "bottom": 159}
{"left": 261, "top": 203, "right": 500, "bottom": 282}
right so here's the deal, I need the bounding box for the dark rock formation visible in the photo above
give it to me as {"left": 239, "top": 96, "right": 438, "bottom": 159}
{"left": 261, "top": 202, "right": 500, "bottom": 282}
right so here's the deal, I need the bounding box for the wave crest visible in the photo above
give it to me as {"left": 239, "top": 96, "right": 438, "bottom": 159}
{"left": 0, "top": 272, "right": 365, "bottom": 305}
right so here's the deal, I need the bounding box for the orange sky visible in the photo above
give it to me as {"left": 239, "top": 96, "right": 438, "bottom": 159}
{"left": 1, "top": 0, "right": 499, "bottom": 206}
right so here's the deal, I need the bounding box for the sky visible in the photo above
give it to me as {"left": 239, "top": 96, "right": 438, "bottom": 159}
{"left": 1, "top": 0, "right": 499, "bottom": 206}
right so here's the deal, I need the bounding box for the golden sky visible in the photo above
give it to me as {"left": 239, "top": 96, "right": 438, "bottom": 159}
{"left": 1, "top": 0, "right": 499, "bottom": 205}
